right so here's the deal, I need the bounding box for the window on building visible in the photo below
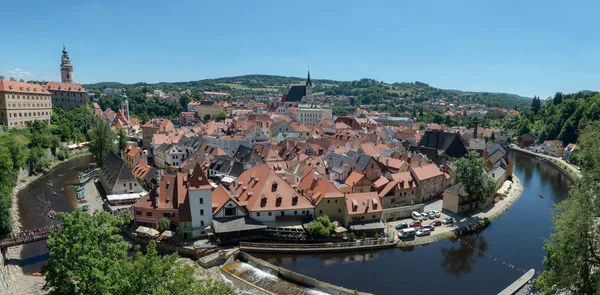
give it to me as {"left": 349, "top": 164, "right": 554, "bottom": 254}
{"left": 338, "top": 209, "right": 341, "bottom": 213}
{"left": 225, "top": 208, "right": 236, "bottom": 216}
{"left": 257, "top": 212, "right": 260, "bottom": 217}
{"left": 268, "top": 212, "right": 272, "bottom": 216}
{"left": 199, "top": 197, "right": 203, "bottom": 204}
{"left": 327, "top": 200, "right": 330, "bottom": 203}
{"left": 201, "top": 220, "right": 204, "bottom": 226}
{"left": 146, "top": 212, "right": 152, "bottom": 217}
{"left": 135, "top": 211, "right": 142, "bottom": 216}
{"left": 319, "top": 210, "right": 323, "bottom": 214}
{"left": 200, "top": 209, "right": 204, "bottom": 216}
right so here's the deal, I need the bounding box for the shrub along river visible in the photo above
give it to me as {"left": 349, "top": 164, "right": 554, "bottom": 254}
{"left": 253, "top": 152, "right": 572, "bottom": 295}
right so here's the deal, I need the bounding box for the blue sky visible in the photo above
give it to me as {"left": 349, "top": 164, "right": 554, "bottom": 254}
{"left": 0, "top": 0, "right": 598, "bottom": 98}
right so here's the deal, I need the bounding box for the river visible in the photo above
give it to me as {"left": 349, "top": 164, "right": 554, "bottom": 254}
{"left": 253, "top": 152, "right": 573, "bottom": 295}
{"left": 16, "top": 155, "right": 92, "bottom": 273}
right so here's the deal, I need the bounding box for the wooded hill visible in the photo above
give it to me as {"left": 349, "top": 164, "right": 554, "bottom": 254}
{"left": 85, "top": 75, "right": 531, "bottom": 109}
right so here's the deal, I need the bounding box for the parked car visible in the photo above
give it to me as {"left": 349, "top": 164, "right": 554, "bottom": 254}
{"left": 442, "top": 217, "right": 454, "bottom": 224}
{"left": 411, "top": 211, "right": 422, "bottom": 220}
{"left": 409, "top": 220, "right": 422, "bottom": 227}
{"left": 395, "top": 223, "right": 409, "bottom": 230}
{"left": 430, "top": 220, "right": 442, "bottom": 227}
{"left": 398, "top": 228, "right": 417, "bottom": 238}
{"left": 427, "top": 213, "right": 435, "bottom": 219}
{"left": 429, "top": 210, "right": 441, "bottom": 218}
{"left": 416, "top": 228, "right": 431, "bottom": 237}
{"left": 420, "top": 224, "right": 435, "bottom": 231}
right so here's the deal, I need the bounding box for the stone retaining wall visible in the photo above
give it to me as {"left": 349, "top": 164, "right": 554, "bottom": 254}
{"left": 381, "top": 203, "right": 425, "bottom": 221}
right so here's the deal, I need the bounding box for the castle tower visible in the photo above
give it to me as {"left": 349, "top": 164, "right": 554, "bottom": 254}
{"left": 121, "top": 90, "right": 130, "bottom": 123}
{"left": 60, "top": 45, "right": 74, "bottom": 83}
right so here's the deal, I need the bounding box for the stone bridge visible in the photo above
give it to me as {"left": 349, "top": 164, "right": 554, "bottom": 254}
{"left": 0, "top": 226, "right": 59, "bottom": 263}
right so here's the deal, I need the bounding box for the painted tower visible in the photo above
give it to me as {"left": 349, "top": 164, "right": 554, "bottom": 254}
{"left": 121, "top": 90, "right": 130, "bottom": 123}
{"left": 60, "top": 45, "right": 74, "bottom": 83}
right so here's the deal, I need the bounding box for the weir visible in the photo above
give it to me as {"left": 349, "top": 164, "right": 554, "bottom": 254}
{"left": 221, "top": 251, "right": 372, "bottom": 295}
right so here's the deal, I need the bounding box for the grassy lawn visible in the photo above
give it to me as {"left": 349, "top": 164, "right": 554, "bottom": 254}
{"left": 14, "top": 134, "right": 30, "bottom": 145}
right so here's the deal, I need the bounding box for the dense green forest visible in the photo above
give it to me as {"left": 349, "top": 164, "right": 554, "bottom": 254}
{"left": 507, "top": 91, "right": 600, "bottom": 147}
{"left": 85, "top": 75, "right": 532, "bottom": 110}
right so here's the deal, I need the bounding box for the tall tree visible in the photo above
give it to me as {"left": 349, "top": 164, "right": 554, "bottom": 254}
{"left": 451, "top": 151, "right": 497, "bottom": 202}
{"left": 531, "top": 96, "right": 541, "bottom": 115}
{"left": 553, "top": 92, "right": 564, "bottom": 105}
{"left": 117, "top": 128, "right": 128, "bottom": 156}
{"left": 88, "top": 119, "right": 116, "bottom": 167}
{"left": 43, "top": 210, "right": 234, "bottom": 295}
{"left": 179, "top": 94, "right": 191, "bottom": 110}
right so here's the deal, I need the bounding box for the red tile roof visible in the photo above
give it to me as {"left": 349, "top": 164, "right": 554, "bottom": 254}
{"left": 232, "top": 164, "right": 313, "bottom": 212}
{"left": 211, "top": 185, "right": 244, "bottom": 215}
{"left": 411, "top": 164, "right": 443, "bottom": 181}
{"left": 344, "top": 171, "right": 366, "bottom": 187}
{"left": 345, "top": 192, "right": 382, "bottom": 215}
{"left": 0, "top": 80, "right": 50, "bottom": 94}
{"left": 125, "top": 145, "right": 141, "bottom": 158}
{"left": 44, "top": 81, "right": 86, "bottom": 93}
{"left": 298, "top": 172, "right": 344, "bottom": 205}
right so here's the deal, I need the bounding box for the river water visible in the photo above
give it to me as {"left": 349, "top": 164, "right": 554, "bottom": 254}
{"left": 16, "top": 155, "right": 92, "bottom": 273}
{"left": 253, "top": 152, "right": 573, "bottom": 295}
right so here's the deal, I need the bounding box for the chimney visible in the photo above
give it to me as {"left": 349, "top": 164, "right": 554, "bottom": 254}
{"left": 313, "top": 171, "right": 319, "bottom": 181}
{"left": 474, "top": 120, "right": 479, "bottom": 139}
{"left": 386, "top": 159, "right": 389, "bottom": 167}
{"left": 19, "top": 79, "right": 24, "bottom": 82}
{"left": 329, "top": 173, "right": 334, "bottom": 183}
{"left": 366, "top": 198, "right": 371, "bottom": 210}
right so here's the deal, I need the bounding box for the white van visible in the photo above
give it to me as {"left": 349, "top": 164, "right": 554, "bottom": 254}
{"left": 399, "top": 228, "right": 417, "bottom": 238}
{"left": 411, "top": 211, "right": 422, "bottom": 220}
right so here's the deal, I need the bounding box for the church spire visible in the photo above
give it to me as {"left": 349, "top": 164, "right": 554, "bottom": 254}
{"left": 306, "top": 70, "right": 312, "bottom": 87}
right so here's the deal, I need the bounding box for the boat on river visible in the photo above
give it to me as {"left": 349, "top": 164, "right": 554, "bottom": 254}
{"left": 51, "top": 192, "right": 57, "bottom": 196}
{"left": 60, "top": 187, "right": 64, "bottom": 192}
{"left": 47, "top": 210, "right": 58, "bottom": 219}
{"left": 47, "top": 182, "right": 53, "bottom": 187}
{"left": 539, "top": 193, "right": 544, "bottom": 198}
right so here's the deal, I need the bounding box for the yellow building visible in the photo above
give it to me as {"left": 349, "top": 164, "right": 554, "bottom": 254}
{"left": 0, "top": 77, "right": 52, "bottom": 128}
{"left": 298, "top": 172, "right": 346, "bottom": 222}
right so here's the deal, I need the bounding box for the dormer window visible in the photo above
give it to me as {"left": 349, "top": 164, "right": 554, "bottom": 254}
{"left": 271, "top": 182, "right": 278, "bottom": 192}
{"left": 292, "top": 196, "right": 298, "bottom": 206}
{"left": 276, "top": 195, "right": 282, "bottom": 207}
{"left": 260, "top": 195, "right": 267, "bottom": 207}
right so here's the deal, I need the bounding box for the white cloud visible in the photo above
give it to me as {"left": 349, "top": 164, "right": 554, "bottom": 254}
{"left": 8, "top": 68, "right": 34, "bottom": 78}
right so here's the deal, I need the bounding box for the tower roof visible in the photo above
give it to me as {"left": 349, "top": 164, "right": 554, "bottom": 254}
{"left": 306, "top": 70, "right": 312, "bottom": 86}
{"left": 61, "top": 45, "right": 71, "bottom": 67}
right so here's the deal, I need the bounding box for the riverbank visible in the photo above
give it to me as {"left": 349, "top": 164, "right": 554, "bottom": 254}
{"left": 3, "top": 153, "right": 90, "bottom": 295}
{"left": 509, "top": 145, "right": 581, "bottom": 179}
{"left": 395, "top": 175, "right": 524, "bottom": 247}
